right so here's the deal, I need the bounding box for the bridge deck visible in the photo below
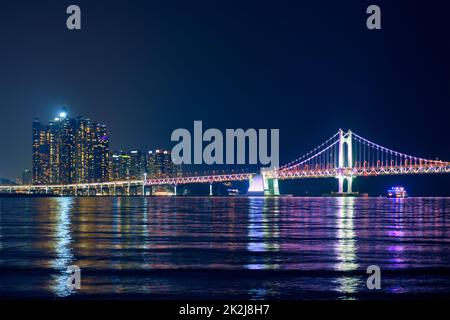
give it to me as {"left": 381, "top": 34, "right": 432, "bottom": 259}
{"left": 276, "top": 164, "right": 450, "bottom": 179}
{"left": 1, "top": 164, "right": 450, "bottom": 192}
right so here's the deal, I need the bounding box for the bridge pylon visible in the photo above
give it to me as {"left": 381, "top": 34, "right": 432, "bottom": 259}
{"left": 337, "top": 129, "right": 354, "bottom": 193}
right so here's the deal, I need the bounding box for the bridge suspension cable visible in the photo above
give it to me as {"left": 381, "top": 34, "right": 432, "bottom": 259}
{"left": 351, "top": 131, "right": 448, "bottom": 168}
{"left": 278, "top": 131, "right": 340, "bottom": 171}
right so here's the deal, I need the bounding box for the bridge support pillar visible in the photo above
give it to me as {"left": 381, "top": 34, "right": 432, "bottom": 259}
{"left": 347, "top": 177, "right": 353, "bottom": 193}
{"left": 261, "top": 168, "right": 280, "bottom": 196}
{"left": 174, "top": 185, "right": 177, "bottom": 196}
{"left": 209, "top": 184, "right": 213, "bottom": 196}
{"left": 272, "top": 178, "right": 280, "bottom": 196}
{"left": 337, "top": 175, "right": 353, "bottom": 194}
{"left": 264, "top": 178, "right": 280, "bottom": 196}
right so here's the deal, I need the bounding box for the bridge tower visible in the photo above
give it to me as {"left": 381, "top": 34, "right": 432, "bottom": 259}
{"left": 337, "top": 129, "right": 353, "bottom": 193}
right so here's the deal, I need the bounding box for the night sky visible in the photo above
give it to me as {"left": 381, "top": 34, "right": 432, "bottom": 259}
{"left": 0, "top": 0, "right": 449, "bottom": 195}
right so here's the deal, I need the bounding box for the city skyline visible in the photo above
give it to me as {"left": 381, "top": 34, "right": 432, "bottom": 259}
{"left": 28, "top": 108, "right": 181, "bottom": 186}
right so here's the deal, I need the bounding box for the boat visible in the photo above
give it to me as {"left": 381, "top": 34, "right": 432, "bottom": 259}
{"left": 386, "top": 187, "right": 408, "bottom": 198}
{"left": 226, "top": 188, "right": 240, "bottom": 196}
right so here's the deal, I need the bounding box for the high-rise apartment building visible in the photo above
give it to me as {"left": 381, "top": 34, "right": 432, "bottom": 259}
{"left": 32, "top": 118, "right": 50, "bottom": 184}
{"left": 129, "top": 150, "right": 146, "bottom": 180}
{"left": 93, "top": 123, "right": 110, "bottom": 183}
{"left": 59, "top": 117, "right": 76, "bottom": 184}
{"left": 110, "top": 151, "right": 131, "bottom": 181}
{"left": 22, "top": 169, "right": 33, "bottom": 185}
{"left": 147, "top": 149, "right": 182, "bottom": 179}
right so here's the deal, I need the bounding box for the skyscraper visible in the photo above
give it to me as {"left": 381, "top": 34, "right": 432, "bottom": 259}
{"left": 59, "top": 116, "right": 76, "bottom": 184}
{"left": 93, "top": 123, "right": 109, "bottom": 182}
{"left": 147, "top": 149, "right": 182, "bottom": 178}
{"left": 47, "top": 120, "right": 60, "bottom": 184}
{"left": 129, "top": 150, "right": 146, "bottom": 180}
{"left": 44, "top": 112, "right": 77, "bottom": 184}
{"left": 110, "top": 151, "right": 130, "bottom": 181}
{"left": 22, "top": 169, "right": 32, "bottom": 185}
{"left": 74, "top": 116, "right": 93, "bottom": 183}
{"left": 32, "top": 118, "right": 50, "bottom": 184}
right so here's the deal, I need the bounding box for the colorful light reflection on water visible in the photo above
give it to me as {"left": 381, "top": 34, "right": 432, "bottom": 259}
{"left": 0, "top": 196, "right": 449, "bottom": 299}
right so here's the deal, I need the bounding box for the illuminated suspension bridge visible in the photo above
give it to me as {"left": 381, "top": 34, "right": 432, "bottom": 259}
{"left": 1, "top": 129, "right": 449, "bottom": 196}
{"left": 271, "top": 129, "right": 450, "bottom": 195}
